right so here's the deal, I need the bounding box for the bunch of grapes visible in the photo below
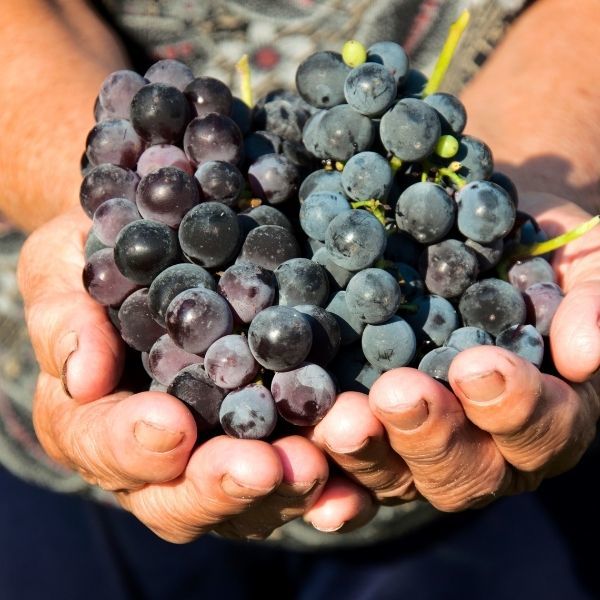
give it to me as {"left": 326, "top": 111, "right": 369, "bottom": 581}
{"left": 81, "top": 38, "right": 592, "bottom": 442}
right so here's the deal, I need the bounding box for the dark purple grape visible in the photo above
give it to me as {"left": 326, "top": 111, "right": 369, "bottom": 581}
{"left": 85, "top": 119, "right": 143, "bottom": 169}
{"left": 114, "top": 220, "right": 179, "bottom": 285}
{"left": 144, "top": 59, "right": 194, "bottom": 91}
{"left": 136, "top": 166, "right": 200, "bottom": 228}
{"left": 248, "top": 306, "right": 312, "bottom": 371}
{"left": 247, "top": 153, "right": 299, "bottom": 205}
{"left": 465, "top": 238, "right": 504, "bottom": 273}
{"left": 80, "top": 164, "right": 139, "bottom": 218}
{"left": 508, "top": 257, "right": 556, "bottom": 292}
{"left": 136, "top": 144, "right": 193, "bottom": 177}
{"left": 217, "top": 263, "right": 276, "bottom": 324}
{"left": 459, "top": 278, "right": 527, "bottom": 337}
{"left": 523, "top": 282, "right": 563, "bottom": 336}
{"left": 418, "top": 346, "right": 459, "bottom": 382}
{"left": 496, "top": 324, "right": 544, "bottom": 367}
{"left": 130, "top": 83, "right": 190, "bottom": 145}
{"left": 219, "top": 385, "right": 277, "bottom": 440}
{"left": 238, "top": 225, "right": 300, "bottom": 271}
{"left": 98, "top": 70, "right": 147, "bottom": 119}
{"left": 82, "top": 248, "right": 140, "bottom": 307}
{"left": 168, "top": 364, "right": 225, "bottom": 433}
{"left": 148, "top": 334, "right": 203, "bottom": 386}
{"left": 178, "top": 202, "right": 241, "bottom": 268}
{"left": 361, "top": 316, "right": 417, "bottom": 371}
{"left": 271, "top": 363, "right": 336, "bottom": 426}
{"left": 194, "top": 161, "right": 244, "bottom": 207}
{"left": 252, "top": 97, "right": 310, "bottom": 144}
{"left": 295, "top": 51, "right": 350, "bottom": 109}
{"left": 240, "top": 205, "right": 293, "bottom": 233}
{"left": 185, "top": 76, "right": 233, "bottom": 118}
{"left": 92, "top": 198, "right": 140, "bottom": 246}
{"left": 148, "top": 263, "right": 215, "bottom": 326}
{"left": 274, "top": 258, "right": 329, "bottom": 307}
{"left": 204, "top": 335, "right": 259, "bottom": 390}
{"left": 118, "top": 288, "right": 166, "bottom": 352}
{"left": 230, "top": 96, "right": 252, "bottom": 135}
{"left": 243, "top": 130, "right": 282, "bottom": 165}
{"left": 183, "top": 114, "right": 243, "bottom": 167}
{"left": 345, "top": 268, "right": 402, "bottom": 324}
{"left": 294, "top": 304, "right": 341, "bottom": 366}
{"left": 166, "top": 287, "right": 233, "bottom": 354}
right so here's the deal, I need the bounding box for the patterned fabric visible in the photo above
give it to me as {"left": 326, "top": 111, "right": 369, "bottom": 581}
{"left": 0, "top": 0, "right": 527, "bottom": 547}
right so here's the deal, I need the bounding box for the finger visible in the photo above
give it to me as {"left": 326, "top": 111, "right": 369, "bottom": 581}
{"left": 311, "top": 392, "right": 417, "bottom": 504}
{"left": 370, "top": 368, "right": 509, "bottom": 512}
{"left": 449, "top": 346, "right": 600, "bottom": 481}
{"left": 117, "top": 436, "right": 284, "bottom": 543}
{"left": 303, "top": 475, "right": 378, "bottom": 533}
{"left": 550, "top": 280, "right": 600, "bottom": 381}
{"left": 215, "top": 436, "right": 329, "bottom": 540}
{"left": 33, "top": 373, "right": 196, "bottom": 490}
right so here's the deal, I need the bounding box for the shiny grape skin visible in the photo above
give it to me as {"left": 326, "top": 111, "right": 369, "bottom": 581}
{"left": 366, "top": 41, "right": 410, "bottom": 85}
{"left": 248, "top": 306, "right": 313, "bottom": 371}
{"left": 418, "top": 346, "right": 459, "bottom": 383}
{"left": 247, "top": 153, "right": 299, "bottom": 205}
{"left": 92, "top": 198, "right": 140, "bottom": 246}
{"left": 274, "top": 258, "right": 329, "bottom": 308}
{"left": 298, "top": 169, "right": 345, "bottom": 204}
{"left": 344, "top": 63, "right": 397, "bottom": 117}
{"left": 311, "top": 247, "right": 354, "bottom": 291}
{"left": 178, "top": 202, "right": 241, "bottom": 269}
{"left": 341, "top": 151, "right": 393, "bottom": 202}
{"left": 148, "top": 334, "right": 204, "bottom": 386}
{"left": 238, "top": 225, "right": 300, "bottom": 271}
{"left": 457, "top": 181, "right": 516, "bottom": 244}
{"left": 136, "top": 144, "right": 193, "bottom": 177}
{"left": 419, "top": 239, "right": 479, "bottom": 299}
{"left": 85, "top": 118, "right": 143, "bottom": 169}
{"left": 423, "top": 93, "right": 467, "bottom": 136}
{"left": 508, "top": 257, "right": 556, "bottom": 292}
{"left": 523, "top": 282, "right": 563, "bottom": 336}
{"left": 459, "top": 278, "right": 527, "bottom": 337}
{"left": 445, "top": 326, "right": 494, "bottom": 352}
{"left": 404, "top": 294, "right": 460, "bottom": 346}
{"left": 219, "top": 385, "right": 277, "bottom": 440}
{"left": 217, "top": 262, "right": 276, "bottom": 324}
{"left": 194, "top": 161, "right": 244, "bottom": 207}
{"left": 295, "top": 51, "right": 350, "bottom": 109}
{"left": 80, "top": 164, "right": 139, "bottom": 218}
{"left": 114, "top": 220, "right": 179, "bottom": 285}
{"left": 82, "top": 248, "right": 140, "bottom": 307}
{"left": 136, "top": 166, "right": 200, "bottom": 228}
{"left": 496, "top": 324, "right": 544, "bottom": 367}
{"left": 118, "top": 288, "right": 166, "bottom": 352}
{"left": 271, "top": 363, "right": 336, "bottom": 426}
{"left": 345, "top": 268, "right": 402, "bottom": 324}
{"left": 326, "top": 291, "right": 365, "bottom": 346}
{"left": 98, "top": 69, "right": 147, "bottom": 119}
{"left": 454, "top": 135, "right": 494, "bottom": 183}
{"left": 379, "top": 98, "right": 441, "bottom": 162}
{"left": 168, "top": 364, "right": 225, "bottom": 433}
{"left": 184, "top": 76, "right": 233, "bottom": 118}
{"left": 361, "top": 316, "right": 417, "bottom": 371}
{"left": 148, "top": 263, "right": 216, "bottom": 326}
{"left": 165, "top": 287, "right": 233, "bottom": 355}
{"left": 183, "top": 114, "right": 244, "bottom": 167}
{"left": 300, "top": 192, "right": 351, "bottom": 242}
{"left": 204, "top": 334, "right": 259, "bottom": 390}
{"left": 294, "top": 304, "right": 341, "bottom": 367}
{"left": 130, "top": 83, "right": 191, "bottom": 145}
{"left": 144, "top": 59, "right": 194, "bottom": 91}
{"left": 395, "top": 182, "right": 456, "bottom": 244}
{"left": 325, "top": 210, "right": 386, "bottom": 271}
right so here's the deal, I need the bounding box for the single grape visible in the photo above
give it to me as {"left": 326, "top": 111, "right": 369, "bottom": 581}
{"left": 183, "top": 114, "right": 243, "bottom": 167}
{"left": 243, "top": 130, "right": 282, "bottom": 165}
{"left": 341, "top": 152, "right": 392, "bottom": 202}
{"left": 361, "top": 316, "right": 417, "bottom": 371}
{"left": 252, "top": 96, "right": 311, "bottom": 143}
{"left": 98, "top": 70, "right": 147, "bottom": 119}
{"left": 144, "top": 59, "right": 194, "bottom": 91}
{"left": 118, "top": 288, "right": 166, "bottom": 352}
{"left": 508, "top": 257, "right": 556, "bottom": 292}
{"left": 294, "top": 304, "right": 341, "bottom": 366}
{"left": 274, "top": 258, "right": 329, "bottom": 307}
{"left": 366, "top": 41, "right": 409, "bottom": 85}
{"left": 345, "top": 268, "right": 401, "bottom": 324}
{"left": 295, "top": 51, "right": 350, "bottom": 108}
{"left": 496, "top": 324, "right": 544, "bottom": 367}
{"left": 92, "top": 198, "right": 140, "bottom": 247}
{"left": 136, "top": 144, "right": 193, "bottom": 177}
{"left": 454, "top": 136, "right": 494, "bottom": 182}
{"left": 247, "top": 153, "right": 299, "bottom": 205}
{"left": 148, "top": 334, "right": 203, "bottom": 386}
{"left": 445, "top": 327, "right": 494, "bottom": 352}
{"left": 238, "top": 225, "right": 300, "bottom": 271}
{"left": 219, "top": 385, "right": 277, "bottom": 440}
{"left": 418, "top": 346, "right": 459, "bottom": 382}
{"left": 217, "top": 262, "right": 276, "bottom": 324}
{"left": 80, "top": 164, "right": 139, "bottom": 218}
{"left": 523, "top": 282, "right": 563, "bottom": 336}
{"left": 166, "top": 287, "right": 233, "bottom": 354}
{"left": 344, "top": 63, "right": 397, "bottom": 117}
{"left": 326, "top": 291, "right": 366, "bottom": 346}
{"left": 240, "top": 205, "right": 293, "bottom": 233}
{"left": 465, "top": 238, "right": 504, "bottom": 272}
{"left": 204, "top": 335, "right": 259, "bottom": 390}
{"left": 404, "top": 294, "right": 460, "bottom": 346}
{"left": 184, "top": 76, "right": 233, "bottom": 118}
{"left": 271, "top": 363, "right": 336, "bottom": 426}
{"left": 298, "top": 169, "right": 345, "bottom": 203}
{"left": 194, "top": 161, "right": 244, "bottom": 207}
{"left": 423, "top": 93, "right": 467, "bottom": 136}
{"left": 230, "top": 96, "right": 253, "bottom": 135}
{"left": 300, "top": 192, "right": 351, "bottom": 242}
{"left": 342, "top": 40, "right": 367, "bottom": 68}
{"left": 248, "top": 306, "right": 313, "bottom": 371}
{"left": 85, "top": 118, "right": 143, "bottom": 169}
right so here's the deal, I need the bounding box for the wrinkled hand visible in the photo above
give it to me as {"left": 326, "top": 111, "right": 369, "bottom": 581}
{"left": 312, "top": 193, "right": 600, "bottom": 515}
{"left": 17, "top": 208, "right": 376, "bottom": 542}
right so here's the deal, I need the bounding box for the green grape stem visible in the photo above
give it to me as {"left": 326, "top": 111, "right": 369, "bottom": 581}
{"left": 350, "top": 199, "right": 388, "bottom": 225}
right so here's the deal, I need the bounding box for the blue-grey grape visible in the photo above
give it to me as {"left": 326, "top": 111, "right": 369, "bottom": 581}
{"left": 274, "top": 258, "right": 329, "bottom": 307}
{"left": 496, "top": 324, "right": 544, "bottom": 367}
{"left": 300, "top": 191, "right": 351, "bottom": 242}
{"left": 345, "top": 268, "right": 401, "bottom": 324}
{"left": 418, "top": 346, "right": 459, "bottom": 382}
{"left": 344, "top": 63, "right": 396, "bottom": 117}
{"left": 341, "top": 152, "right": 392, "bottom": 202}
{"left": 361, "top": 316, "right": 417, "bottom": 371}
{"left": 219, "top": 385, "right": 277, "bottom": 440}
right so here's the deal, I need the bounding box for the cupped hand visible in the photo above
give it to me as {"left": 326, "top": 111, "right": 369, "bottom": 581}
{"left": 18, "top": 208, "right": 377, "bottom": 542}
{"left": 311, "top": 194, "right": 600, "bottom": 512}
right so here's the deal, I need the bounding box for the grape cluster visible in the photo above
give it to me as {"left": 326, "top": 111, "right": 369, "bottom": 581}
{"left": 82, "top": 47, "right": 566, "bottom": 442}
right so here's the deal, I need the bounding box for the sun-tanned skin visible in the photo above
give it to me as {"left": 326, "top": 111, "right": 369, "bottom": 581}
{"left": 2, "top": 0, "right": 600, "bottom": 541}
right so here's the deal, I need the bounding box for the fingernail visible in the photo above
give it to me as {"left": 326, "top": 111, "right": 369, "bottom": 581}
{"left": 309, "top": 521, "right": 345, "bottom": 533}
{"left": 276, "top": 480, "right": 320, "bottom": 498}
{"left": 221, "top": 474, "right": 277, "bottom": 499}
{"left": 59, "top": 331, "right": 79, "bottom": 399}
{"left": 326, "top": 437, "right": 370, "bottom": 455}
{"left": 456, "top": 370, "right": 506, "bottom": 403}
{"left": 377, "top": 391, "right": 429, "bottom": 430}
{"left": 134, "top": 421, "right": 184, "bottom": 453}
